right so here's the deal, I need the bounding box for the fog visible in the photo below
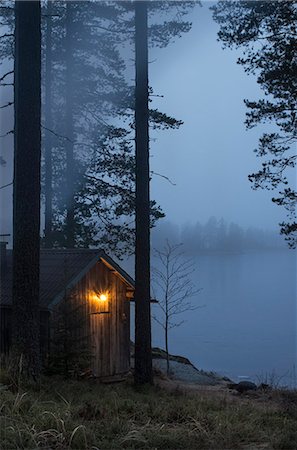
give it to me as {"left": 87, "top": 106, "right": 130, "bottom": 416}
{"left": 1, "top": 1, "right": 296, "bottom": 384}
{"left": 151, "top": 217, "right": 286, "bottom": 253}
{"left": 148, "top": 3, "right": 295, "bottom": 232}
{"left": 0, "top": 2, "right": 293, "bottom": 240}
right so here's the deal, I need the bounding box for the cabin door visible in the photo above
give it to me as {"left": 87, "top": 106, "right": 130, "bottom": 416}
{"left": 90, "top": 312, "right": 111, "bottom": 378}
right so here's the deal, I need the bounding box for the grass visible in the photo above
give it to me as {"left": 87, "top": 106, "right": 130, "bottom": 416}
{"left": 0, "top": 373, "right": 297, "bottom": 449}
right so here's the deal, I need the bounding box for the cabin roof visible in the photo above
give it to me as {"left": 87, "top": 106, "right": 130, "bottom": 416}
{"left": 0, "top": 249, "right": 134, "bottom": 309}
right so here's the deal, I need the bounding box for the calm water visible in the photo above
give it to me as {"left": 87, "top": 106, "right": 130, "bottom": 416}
{"left": 150, "top": 249, "right": 297, "bottom": 386}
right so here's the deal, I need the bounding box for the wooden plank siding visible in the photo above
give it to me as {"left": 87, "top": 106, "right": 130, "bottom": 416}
{"left": 1, "top": 258, "right": 131, "bottom": 379}
{"left": 51, "top": 259, "right": 131, "bottom": 378}
{"left": 86, "top": 260, "right": 130, "bottom": 378}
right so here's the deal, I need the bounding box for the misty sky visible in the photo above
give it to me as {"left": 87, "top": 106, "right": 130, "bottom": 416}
{"left": 0, "top": 1, "right": 294, "bottom": 239}
{"left": 149, "top": 1, "right": 292, "bottom": 231}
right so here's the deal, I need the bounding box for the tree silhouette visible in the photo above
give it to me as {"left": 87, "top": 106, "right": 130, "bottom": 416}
{"left": 12, "top": 0, "right": 41, "bottom": 380}
{"left": 44, "top": 0, "right": 53, "bottom": 248}
{"left": 133, "top": 0, "right": 195, "bottom": 385}
{"left": 212, "top": 1, "right": 297, "bottom": 248}
{"left": 152, "top": 241, "right": 200, "bottom": 375}
{"left": 134, "top": 0, "right": 152, "bottom": 385}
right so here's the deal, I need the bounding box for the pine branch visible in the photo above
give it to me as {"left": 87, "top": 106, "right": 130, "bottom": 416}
{"left": 0, "top": 181, "right": 13, "bottom": 190}
{"left": 0, "top": 101, "right": 13, "bottom": 109}
{"left": 41, "top": 125, "right": 73, "bottom": 143}
{"left": 0, "top": 129, "right": 13, "bottom": 138}
{"left": 0, "top": 33, "right": 13, "bottom": 39}
{"left": 150, "top": 170, "right": 176, "bottom": 186}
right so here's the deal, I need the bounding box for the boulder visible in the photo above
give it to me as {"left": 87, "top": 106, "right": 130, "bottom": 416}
{"left": 228, "top": 381, "right": 257, "bottom": 393}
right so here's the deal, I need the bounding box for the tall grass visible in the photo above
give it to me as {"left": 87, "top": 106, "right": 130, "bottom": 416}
{"left": 0, "top": 375, "right": 297, "bottom": 449}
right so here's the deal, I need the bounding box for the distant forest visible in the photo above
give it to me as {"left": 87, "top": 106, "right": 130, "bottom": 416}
{"left": 152, "top": 217, "right": 286, "bottom": 254}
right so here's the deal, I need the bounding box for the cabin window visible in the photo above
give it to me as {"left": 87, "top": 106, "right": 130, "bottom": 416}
{"left": 89, "top": 290, "right": 110, "bottom": 315}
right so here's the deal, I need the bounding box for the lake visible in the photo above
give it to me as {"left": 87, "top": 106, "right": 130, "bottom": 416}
{"left": 148, "top": 249, "right": 297, "bottom": 387}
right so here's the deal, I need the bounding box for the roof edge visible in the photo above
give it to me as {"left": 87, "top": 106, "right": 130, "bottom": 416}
{"left": 47, "top": 251, "right": 134, "bottom": 310}
{"left": 99, "top": 255, "right": 135, "bottom": 289}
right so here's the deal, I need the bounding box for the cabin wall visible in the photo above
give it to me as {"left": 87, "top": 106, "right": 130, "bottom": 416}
{"left": 1, "top": 260, "right": 131, "bottom": 379}
{"left": 61, "top": 260, "right": 130, "bottom": 378}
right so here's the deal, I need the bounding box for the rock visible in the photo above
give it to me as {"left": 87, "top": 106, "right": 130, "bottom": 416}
{"left": 228, "top": 381, "right": 257, "bottom": 393}
{"left": 152, "top": 347, "right": 192, "bottom": 365}
{"left": 258, "top": 383, "right": 272, "bottom": 391}
{"left": 152, "top": 359, "right": 223, "bottom": 385}
{"left": 131, "top": 342, "right": 233, "bottom": 386}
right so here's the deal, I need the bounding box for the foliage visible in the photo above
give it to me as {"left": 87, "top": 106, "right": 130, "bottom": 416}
{"left": 44, "top": 1, "right": 199, "bottom": 253}
{"left": 1, "top": 377, "right": 297, "bottom": 449}
{"left": 1, "top": 1, "right": 188, "bottom": 254}
{"left": 47, "top": 292, "right": 92, "bottom": 378}
{"left": 212, "top": 1, "right": 297, "bottom": 248}
{"left": 42, "top": 1, "right": 137, "bottom": 251}
{"left": 0, "top": 1, "right": 14, "bottom": 170}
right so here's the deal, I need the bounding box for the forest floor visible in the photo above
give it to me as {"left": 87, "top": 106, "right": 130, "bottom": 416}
{"left": 1, "top": 372, "right": 297, "bottom": 449}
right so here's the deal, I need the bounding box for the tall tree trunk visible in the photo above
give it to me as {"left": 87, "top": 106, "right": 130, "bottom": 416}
{"left": 44, "top": 0, "right": 53, "bottom": 248}
{"left": 65, "top": 1, "right": 75, "bottom": 248}
{"left": 134, "top": 0, "right": 153, "bottom": 385}
{"left": 12, "top": 0, "right": 41, "bottom": 380}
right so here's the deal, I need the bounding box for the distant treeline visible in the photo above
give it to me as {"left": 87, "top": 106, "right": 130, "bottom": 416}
{"left": 152, "top": 217, "right": 286, "bottom": 254}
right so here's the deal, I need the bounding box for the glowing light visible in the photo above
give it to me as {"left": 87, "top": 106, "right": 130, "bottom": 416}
{"left": 89, "top": 290, "right": 109, "bottom": 303}
{"left": 99, "top": 293, "right": 108, "bottom": 302}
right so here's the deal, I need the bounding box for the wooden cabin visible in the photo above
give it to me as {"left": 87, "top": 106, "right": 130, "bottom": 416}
{"left": 0, "top": 246, "right": 134, "bottom": 379}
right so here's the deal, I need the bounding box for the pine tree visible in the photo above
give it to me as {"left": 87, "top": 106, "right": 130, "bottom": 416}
{"left": 42, "top": 1, "right": 162, "bottom": 252}
{"left": 44, "top": 0, "right": 53, "bottom": 248}
{"left": 1, "top": 1, "right": 194, "bottom": 255}
{"left": 42, "top": 1, "right": 187, "bottom": 254}
{"left": 134, "top": 0, "right": 152, "bottom": 385}
{"left": 12, "top": 0, "right": 41, "bottom": 380}
{"left": 212, "top": 1, "right": 297, "bottom": 248}
{"left": 131, "top": 0, "right": 196, "bottom": 384}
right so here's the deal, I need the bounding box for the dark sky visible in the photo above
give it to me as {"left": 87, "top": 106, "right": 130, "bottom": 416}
{"left": 149, "top": 1, "right": 290, "bottom": 230}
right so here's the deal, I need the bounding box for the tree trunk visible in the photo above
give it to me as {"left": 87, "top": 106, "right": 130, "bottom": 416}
{"left": 65, "top": 1, "right": 75, "bottom": 248}
{"left": 134, "top": 0, "right": 153, "bottom": 385}
{"left": 165, "top": 318, "right": 169, "bottom": 376}
{"left": 165, "top": 262, "right": 169, "bottom": 375}
{"left": 12, "top": 0, "right": 41, "bottom": 380}
{"left": 44, "top": 0, "right": 53, "bottom": 248}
